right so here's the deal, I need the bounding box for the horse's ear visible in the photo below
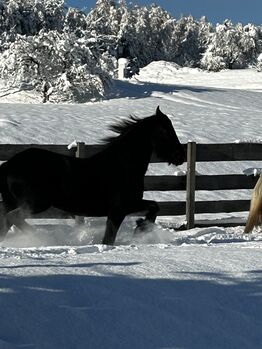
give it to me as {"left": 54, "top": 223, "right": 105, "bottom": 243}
{"left": 155, "top": 106, "right": 165, "bottom": 118}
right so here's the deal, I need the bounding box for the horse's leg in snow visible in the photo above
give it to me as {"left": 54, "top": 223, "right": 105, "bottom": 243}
{"left": 144, "top": 200, "right": 159, "bottom": 223}
{"left": 102, "top": 211, "right": 125, "bottom": 245}
{"left": 0, "top": 203, "right": 12, "bottom": 241}
{"left": 6, "top": 207, "right": 36, "bottom": 233}
{"left": 135, "top": 200, "right": 159, "bottom": 233}
{"left": 102, "top": 200, "right": 159, "bottom": 244}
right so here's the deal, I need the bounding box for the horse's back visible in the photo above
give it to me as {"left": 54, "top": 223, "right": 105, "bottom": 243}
{"left": 0, "top": 146, "right": 146, "bottom": 215}
{"left": 6, "top": 147, "right": 66, "bottom": 168}
{"left": 0, "top": 149, "right": 71, "bottom": 209}
{"left": 2, "top": 148, "right": 110, "bottom": 213}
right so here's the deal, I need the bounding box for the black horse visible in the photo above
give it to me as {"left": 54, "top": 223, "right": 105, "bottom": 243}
{"left": 0, "top": 107, "right": 185, "bottom": 245}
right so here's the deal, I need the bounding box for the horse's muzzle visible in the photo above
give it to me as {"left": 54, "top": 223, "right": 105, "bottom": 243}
{"left": 174, "top": 150, "right": 186, "bottom": 166}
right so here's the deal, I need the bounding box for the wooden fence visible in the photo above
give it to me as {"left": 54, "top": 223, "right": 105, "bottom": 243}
{"left": 185, "top": 142, "right": 262, "bottom": 228}
{"left": 0, "top": 142, "right": 261, "bottom": 229}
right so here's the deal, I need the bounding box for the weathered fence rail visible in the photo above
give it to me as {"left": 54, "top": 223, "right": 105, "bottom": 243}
{"left": 0, "top": 142, "right": 261, "bottom": 229}
{"left": 185, "top": 142, "right": 262, "bottom": 229}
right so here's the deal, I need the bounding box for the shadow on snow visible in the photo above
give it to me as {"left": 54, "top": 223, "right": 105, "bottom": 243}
{"left": 0, "top": 268, "right": 261, "bottom": 349}
{"left": 109, "top": 79, "right": 223, "bottom": 100}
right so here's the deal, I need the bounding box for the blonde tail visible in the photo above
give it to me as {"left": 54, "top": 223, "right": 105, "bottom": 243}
{"left": 244, "top": 175, "right": 262, "bottom": 233}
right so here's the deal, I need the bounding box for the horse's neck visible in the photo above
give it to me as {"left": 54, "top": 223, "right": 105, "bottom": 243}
{"left": 120, "top": 128, "right": 153, "bottom": 172}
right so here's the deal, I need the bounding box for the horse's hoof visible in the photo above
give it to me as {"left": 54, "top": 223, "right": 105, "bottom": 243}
{"left": 134, "top": 219, "right": 154, "bottom": 234}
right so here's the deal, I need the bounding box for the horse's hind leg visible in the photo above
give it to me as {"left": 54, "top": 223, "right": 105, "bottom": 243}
{"left": 6, "top": 207, "right": 35, "bottom": 234}
{"left": 0, "top": 203, "right": 12, "bottom": 241}
{"left": 145, "top": 200, "right": 159, "bottom": 223}
{"left": 135, "top": 200, "right": 159, "bottom": 232}
{"left": 102, "top": 212, "right": 125, "bottom": 245}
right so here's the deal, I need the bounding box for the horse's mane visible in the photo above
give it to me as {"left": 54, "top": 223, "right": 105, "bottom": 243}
{"left": 103, "top": 115, "right": 146, "bottom": 145}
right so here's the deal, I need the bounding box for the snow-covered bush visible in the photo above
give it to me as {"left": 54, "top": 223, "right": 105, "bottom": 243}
{"left": 0, "top": 30, "right": 113, "bottom": 102}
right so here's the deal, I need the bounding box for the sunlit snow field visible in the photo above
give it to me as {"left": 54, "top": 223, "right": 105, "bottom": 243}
{"left": 0, "top": 63, "right": 261, "bottom": 349}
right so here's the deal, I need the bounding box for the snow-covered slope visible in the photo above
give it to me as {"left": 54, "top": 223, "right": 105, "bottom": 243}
{"left": 0, "top": 63, "right": 262, "bottom": 349}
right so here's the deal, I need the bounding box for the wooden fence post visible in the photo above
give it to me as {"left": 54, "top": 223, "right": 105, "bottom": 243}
{"left": 76, "top": 142, "right": 85, "bottom": 158}
{"left": 75, "top": 142, "right": 85, "bottom": 225}
{"left": 186, "top": 142, "right": 196, "bottom": 229}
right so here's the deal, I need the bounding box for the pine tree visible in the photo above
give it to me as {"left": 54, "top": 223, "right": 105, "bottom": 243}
{"left": 171, "top": 16, "right": 212, "bottom": 67}
{"left": 201, "top": 20, "right": 260, "bottom": 71}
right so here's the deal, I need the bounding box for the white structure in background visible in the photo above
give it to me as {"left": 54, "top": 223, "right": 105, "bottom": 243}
{"left": 257, "top": 53, "right": 262, "bottom": 72}
{"left": 118, "top": 58, "right": 129, "bottom": 79}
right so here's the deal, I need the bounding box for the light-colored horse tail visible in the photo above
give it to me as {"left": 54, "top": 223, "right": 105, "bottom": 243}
{"left": 244, "top": 175, "right": 262, "bottom": 234}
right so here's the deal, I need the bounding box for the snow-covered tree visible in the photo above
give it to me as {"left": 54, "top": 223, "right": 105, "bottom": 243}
{"left": 0, "top": 0, "right": 65, "bottom": 35}
{"left": 201, "top": 20, "right": 260, "bottom": 71}
{"left": 0, "top": 30, "right": 113, "bottom": 102}
{"left": 87, "top": 0, "right": 124, "bottom": 36}
{"left": 0, "top": 0, "right": 261, "bottom": 102}
{"left": 170, "top": 16, "right": 213, "bottom": 67}
{"left": 112, "top": 4, "right": 176, "bottom": 72}
{"left": 64, "top": 7, "right": 87, "bottom": 37}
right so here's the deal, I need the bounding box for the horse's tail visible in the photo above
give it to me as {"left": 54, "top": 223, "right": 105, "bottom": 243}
{"left": 244, "top": 175, "right": 262, "bottom": 234}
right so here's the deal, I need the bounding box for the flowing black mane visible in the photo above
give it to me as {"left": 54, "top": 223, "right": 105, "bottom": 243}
{"left": 103, "top": 115, "right": 145, "bottom": 145}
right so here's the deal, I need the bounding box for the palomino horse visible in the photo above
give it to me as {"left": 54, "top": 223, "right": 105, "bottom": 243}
{"left": 244, "top": 175, "right": 262, "bottom": 233}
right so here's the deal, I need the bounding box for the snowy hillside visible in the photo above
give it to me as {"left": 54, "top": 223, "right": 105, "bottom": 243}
{"left": 0, "top": 63, "right": 262, "bottom": 349}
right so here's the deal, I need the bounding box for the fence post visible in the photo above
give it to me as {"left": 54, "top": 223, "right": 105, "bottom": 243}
{"left": 186, "top": 142, "right": 196, "bottom": 229}
{"left": 118, "top": 58, "right": 129, "bottom": 79}
{"left": 75, "top": 142, "right": 85, "bottom": 225}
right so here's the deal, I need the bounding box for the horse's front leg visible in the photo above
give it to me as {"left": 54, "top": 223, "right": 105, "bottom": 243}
{"left": 102, "top": 211, "right": 126, "bottom": 245}
{"left": 6, "top": 207, "right": 36, "bottom": 234}
{"left": 135, "top": 200, "right": 159, "bottom": 233}
{"left": 0, "top": 203, "right": 12, "bottom": 242}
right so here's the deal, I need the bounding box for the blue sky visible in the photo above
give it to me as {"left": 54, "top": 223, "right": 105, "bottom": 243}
{"left": 66, "top": 0, "right": 262, "bottom": 25}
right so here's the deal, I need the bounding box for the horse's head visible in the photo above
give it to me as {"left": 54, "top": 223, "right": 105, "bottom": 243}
{"left": 152, "top": 107, "right": 185, "bottom": 166}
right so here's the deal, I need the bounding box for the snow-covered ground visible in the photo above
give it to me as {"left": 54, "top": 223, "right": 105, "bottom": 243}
{"left": 0, "top": 63, "right": 262, "bottom": 349}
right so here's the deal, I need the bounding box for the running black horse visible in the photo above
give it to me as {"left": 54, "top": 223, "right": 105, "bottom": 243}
{"left": 0, "top": 107, "right": 185, "bottom": 244}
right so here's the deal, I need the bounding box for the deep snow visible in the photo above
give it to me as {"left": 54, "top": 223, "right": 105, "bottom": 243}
{"left": 0, "top": 63, "right": 262, "bottom": 349}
